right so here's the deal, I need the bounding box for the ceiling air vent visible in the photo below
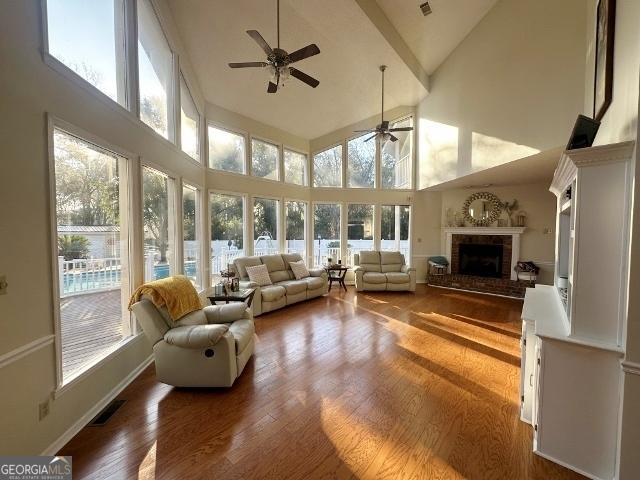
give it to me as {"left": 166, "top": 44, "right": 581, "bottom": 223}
{"left": 419, "top": 2, "right": 432, "bottom": 16}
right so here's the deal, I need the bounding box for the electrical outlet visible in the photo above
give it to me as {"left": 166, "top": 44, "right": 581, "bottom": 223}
{"left": 0, "top": 275, "right": 7, "bottom": 295}
{"left": 39, "top": 399, "right": 50, "bottom": 421}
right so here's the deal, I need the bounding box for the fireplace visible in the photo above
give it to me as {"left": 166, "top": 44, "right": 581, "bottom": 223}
{"left": 450, "top": 233, "right": 513, "bottom": 280}
{"left": 458, "top": 243, "right": 503, "bottom": 278}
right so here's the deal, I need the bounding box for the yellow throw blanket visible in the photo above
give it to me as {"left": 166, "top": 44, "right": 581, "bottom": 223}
{"left": 128, "top": 275, "right": 202, "bottom": 322}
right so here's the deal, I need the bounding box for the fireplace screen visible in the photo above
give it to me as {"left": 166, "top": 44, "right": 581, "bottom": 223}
{"left": 458, "top": 243, "right": 503, "bottom": 278}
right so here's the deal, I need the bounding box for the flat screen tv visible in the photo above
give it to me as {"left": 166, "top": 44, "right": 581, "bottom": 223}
{"left": 566, "top": 114, "right": 600, "bottom": 150}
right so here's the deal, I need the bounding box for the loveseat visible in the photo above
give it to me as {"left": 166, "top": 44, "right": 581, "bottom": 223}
{"left": 233, "top": 253, "right": 328, "bottom": 316}
{"left": 354, "top": 251, "right": 416, "bottom": 292}
{"left": 130, "top": 298, "right": 254, "bottom": 387}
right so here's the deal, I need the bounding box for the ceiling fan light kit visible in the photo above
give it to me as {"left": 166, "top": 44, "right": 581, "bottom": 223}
{"left": 228, "top": 0, "right": 320, "bottom": 93}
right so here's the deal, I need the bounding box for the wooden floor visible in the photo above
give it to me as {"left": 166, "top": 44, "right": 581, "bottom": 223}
{"left": 60, "top": 290, "right": 123, "bottom": 379}
{"left": 59, "top": 285, "right": 585, "bottom": 480}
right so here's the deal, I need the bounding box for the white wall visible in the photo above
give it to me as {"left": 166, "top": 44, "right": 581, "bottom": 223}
{"left": 416, "top": 0, "right": 587, "bottom": 189}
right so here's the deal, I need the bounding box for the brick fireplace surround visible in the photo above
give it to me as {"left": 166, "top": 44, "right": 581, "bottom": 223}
{"left": 429, "top": 228, "right": 531, "bottom": 298}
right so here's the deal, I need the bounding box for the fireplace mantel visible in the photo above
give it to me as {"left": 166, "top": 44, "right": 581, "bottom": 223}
{"left": 442, "top": 227, "right": 526, "bottom": 280}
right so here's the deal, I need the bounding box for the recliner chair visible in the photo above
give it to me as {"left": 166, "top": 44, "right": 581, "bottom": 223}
{"left": 354, "top": 251, "right": 416, "bottom": 292}
{"left": 130, "top": 298, "right": 255, "bottom": 387}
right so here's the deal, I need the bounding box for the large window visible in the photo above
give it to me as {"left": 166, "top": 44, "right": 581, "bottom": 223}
{"left": 253, "top": 198, "right": 279, "bottom": 255}
{"left": 251, "top": 139, "right": 279, "bottom": 180}
{"left": 347, "top": 204, "right": 374, "bottom": 264}
{"left": 137, "top": 0, "right": 173, "bottom": 140}
{"left": 381, "top": 205, "right": 410, "bottom": 259}
{"left": 142, "top": 166, "right": 175, "bottom": 281}
{"left": 180, "top": 75, "right": 200, "bottom": 161}
{"left": 286, "top": 201, "right": 306, "bottom": 258}
{"left": 313, "top": 145, "right": 342, "bottom": 187}
{"left": 314, "top": 203, "right": 341, "bottom": 266}
{"left": 183, "top": 184, "right": 201, "bottom": 288}
{"left": 381, "top": 117, "right": 413, "bottom": 189}
{"left": 52, "top": 128, "right": 131, "bottom": 383}
{"left": 347, "top": 134, "right": 376, "bottom": 188}
{"left": 208, "top": 125, "right": 245, "bottom": 174}
{"left": 284, "top": 149, "right": 307, "bottom": 186}
{"left": 46, "top": 0, "right": 126, "bottom": 106}
{"left": 210, "top": 193, "right": 244, "bottom": 278}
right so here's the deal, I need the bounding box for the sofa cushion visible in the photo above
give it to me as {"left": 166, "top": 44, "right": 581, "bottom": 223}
{"left": 228, "top": 319, "right": 254, "bottom": 353}
{"left": 174, "top": 309, "right": 207, "bottom": 327}
{"left": 282, "top": 253, "right": 303, "bottom": 268}
{"left": 234, "top": 256, "right": 262, "bottom": 280}
{"left": 289, "top": 261, "right": 310, "bottom": 280}
{"left": 363, "top": 272, "right": 387, "bottom": 284}
{"left": 164, "top": 324, "right": 229, "bottom": 349}
{"left": 380, "top": 251, "right": 404, "bottom": 273}
{"left": 385, "top": 272, "right": 411, "bottom": 284}
{"left": 278, "top": 279, "right": 308, "bottom": 295}
{"left": 203, "top": 303, "right": 248, "bottom": 324}
{"left": 246, "top": 264, "right": 272, "bottom": 286}
{"left": 358, "top": 251, "right": 382, "bottom": 273}
{"left": 260, "top": 254, "right": 290, "bottom": 282}
{"left": 261, "top": 285, "right": 286, "bottom": 302}
{"left": 304, "top": 276, "right": 325, "bottom": 290}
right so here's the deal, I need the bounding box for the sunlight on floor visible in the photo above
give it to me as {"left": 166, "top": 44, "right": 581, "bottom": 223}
{"left": 137, "top": 441, "right": 156, "bottom": 479}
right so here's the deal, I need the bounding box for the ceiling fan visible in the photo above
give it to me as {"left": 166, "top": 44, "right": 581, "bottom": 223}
{"left": 354, "top": 65, "right": 414, "bottom": 142}
{"left": 228, "top": 0, "right": 320, "bottom": 93}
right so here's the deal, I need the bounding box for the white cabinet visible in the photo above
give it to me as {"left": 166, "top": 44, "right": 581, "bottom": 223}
{"left": 520, "top": 141, "right": 635, "bottom": 480}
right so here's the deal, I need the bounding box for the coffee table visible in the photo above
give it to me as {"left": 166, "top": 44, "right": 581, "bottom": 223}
{"left": 208, "top": 288, "right": 255, "bottom": 307}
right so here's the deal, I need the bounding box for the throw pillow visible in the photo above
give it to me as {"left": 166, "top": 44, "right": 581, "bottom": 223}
{"left": 246, "top": 264, "right": 272, "bottom": 286}
{"left": 290, "top": 260, "right": 310, "bottom": 280}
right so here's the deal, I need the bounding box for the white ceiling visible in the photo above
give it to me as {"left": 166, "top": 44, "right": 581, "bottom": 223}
{"left": 376, "top": 0, "right": 499, "bottom": 74}
{"left": 167, "top": 0, "right": 497, "bottom": 139}
{"left": 424, "top": 147, "right": 564, "bottom": 191}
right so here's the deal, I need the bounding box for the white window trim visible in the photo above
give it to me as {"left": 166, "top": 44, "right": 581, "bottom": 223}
{"left": 47, "top": 114, "right": 141, "bottom": 393}
{"left": 346, "top": 132, "right": 378, "bottom": 189}
{"left": 380, "top": 114, "right": 415, "bottom": 191}
{"left": 312, "top": 142, "right": 344, "bottom": 188}
{"left": 206, "top": 121, "right": 249, "bottom": 175}
{"left": 284, "top": 198, "right": 309, "bottom": 263}
{"left": 346, "top": 203, "right": 377, "bottom": 259}
{"left": 208, "top": 189, "right": 249, "bottom": 274}
{"left": 311, "top": 201, "right": 344, "bottom": 265}
{"left": 181, "top": 181, "right": 204, "bottom": 290}
{"left": 250, "top": 194, "right": 282, "bottom": 253}
{"left": 178, "top": 71, "right": 202, "bottom": 163}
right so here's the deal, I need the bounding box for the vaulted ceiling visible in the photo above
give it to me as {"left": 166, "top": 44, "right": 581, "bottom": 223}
{"left": 167, "top": 0, "right": 497, "bottom": 139}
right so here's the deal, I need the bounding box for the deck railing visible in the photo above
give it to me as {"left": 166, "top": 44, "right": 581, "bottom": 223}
{"left": 59, "top": 256, "right": 121, "bottom": 297}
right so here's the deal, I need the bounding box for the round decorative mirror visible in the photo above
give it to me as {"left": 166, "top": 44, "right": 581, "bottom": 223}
{"left": 462, "top": 192, "right": 502, "bottom": 226}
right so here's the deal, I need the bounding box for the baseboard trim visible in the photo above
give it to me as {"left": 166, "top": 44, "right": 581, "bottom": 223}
{"left": 533, "top": 449, "right": 606, "bottom": 480}
{"left": 0, "top": 335, "right": 55, "bottom": 369}
{"left": 622, "top": 360, "right": 640, "bottom": 376}
{"left": 42, "top": 355, "right": 154, "bottom": 455}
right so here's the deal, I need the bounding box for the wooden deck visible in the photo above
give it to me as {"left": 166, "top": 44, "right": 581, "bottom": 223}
{"left": 60, "top": 290, "right": 124, "bottom": 379}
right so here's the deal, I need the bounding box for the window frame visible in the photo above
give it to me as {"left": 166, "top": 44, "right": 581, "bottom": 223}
{"left": 380, "top": 115, "right": 414, "bottom": 191}
{"left": 346, "top": 132, "right": 377, "bottom": 189}
{"left": 178, "top": 72, "right": 201, "bottom": 163}
{"left": 284, "top": 198, "right": 309, "bottom": 263}
{"left": 283, "top": 147, "right": 309, "bottom": 186}
{"left": 312, "top": 142, "right": 345, "bottom": 188}
{"left": 46, "top": 114, "right": 141, "bottom": 396}
{"left": 208, "top": 189, "right": 248, "bottom": 281}
{"left": 251, "top": 195, "right": 281, "bottom": 255}
{"left": 249, "top": 135, "right": 282, "bottom": 182}
{"left": 346, "top": 203, "right": 376, "bottom": 264}
{"left": 206, "top": 122, "right": 249, "bottom": 176}
{"left": 379, "top": 204, "right": 412, "bottom": 263}
{"left": 181, "top": 181, "right": 204, "bottom": 289}
{"left": 311, "top": 201, "right": 343, "bottom": 266}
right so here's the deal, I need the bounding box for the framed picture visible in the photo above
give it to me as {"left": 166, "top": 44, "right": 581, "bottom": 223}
{"left": 593, "top": 0, "right": 616, "bottom": 121}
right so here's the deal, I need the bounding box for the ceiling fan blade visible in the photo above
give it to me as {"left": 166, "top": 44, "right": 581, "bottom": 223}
{"left": 288, "top": 44, "right": 321, "bottom": 63}
{"left": 389, "top": 134, "right": 399, "bottom": 142}
{"left": 289, "top": 67, "right": 319, "bottom": 88}
{"left": 229, "top": 62, "right": 268, "bottom": 68}
{"left": 246, "top": 30, "right": 273, "bottom": 56}
{"left": 388, "top": 127, "right": 414, "bottom": 132}
{"left": 267, "top": 81, "right": 278, "bottom": 93}
{"left": 353, "top": 129, "right": 377, "bottom": 133}
{"left": 364, "top": 134, "right": 377, "bottom": 142}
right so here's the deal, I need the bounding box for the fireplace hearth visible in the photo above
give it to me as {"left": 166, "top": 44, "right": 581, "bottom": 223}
{"left": 458, "top": 243, "right": 503, "bottom": 278}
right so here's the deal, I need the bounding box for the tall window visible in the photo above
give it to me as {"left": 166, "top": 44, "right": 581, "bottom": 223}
{"left": 347, "top": 134, "right": 376, "bottom": 188}
{"left": 52, "top": 128, "right": 131, "bottom": 382}
{"left": 142, "top": 166, "right": 175, "bottom": 281}
{"left": 314, "top": 203, "right": 341, "bottom": 266}
{"left": 210, "top": 193, "right": 244, "bottom": 278}
{"left": 286, "top": 201, "right": 306, "bottom": 258}
{"left": 180, "top": 75, "right": 199, "bottom": 161}
{"left": 46, "top": 0, "right": 126, "bottom": 106}
{"left": 208, "top": 125, "right": 245, "bottom": 174}
{"left": 313, "top": 145, "right": 342, "bottom": 187}
{"left": 284, "top": 149, "right": 307, "bottom": 186}
{"left": 251, "top": 139, "right": 279, "bottom": 180}
{"left": 137, "top": 0, "right": 173, "bottom": 140}
{"left": 347, "top": 204, "right": 374, "bottom": 264}
{"left": 381, "top": 117, "right": 413, "bottom": 189}
{"left": 381, "top": 205, "right": 410, "bottom": 259}
{"left": 253, "top": 198, "right": 279, "bottom": 255}
{"left": 183, "top": 184, "right": 201, "bottom": 288}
